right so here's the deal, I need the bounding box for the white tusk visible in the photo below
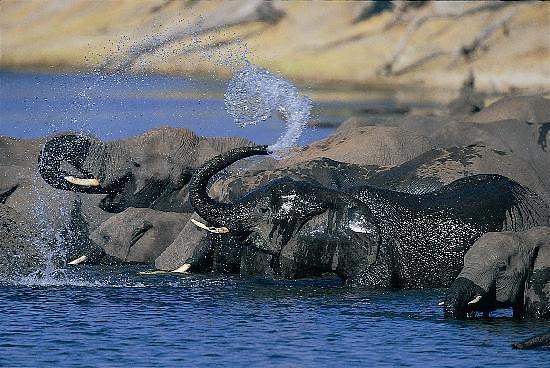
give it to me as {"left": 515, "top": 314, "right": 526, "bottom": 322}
{"left": 137, "top": 270, "right": 169, "bottom": 275}
{"left": 172, "top": 263, "right": 191, "bottom": 273}
{"left": 468, "top": 295, "right": 483, "bottom": 305}
{"left": 438, "top": 301, "right": 445, "bottom": 307}
{"left": 190, "top": 218, "right": 230, "bottom": 234}
{"left": 68, "top": 255, "right": 88, "bottom": 265}
{"left": 64, "top": 176, "right": 100, "bottom": 187}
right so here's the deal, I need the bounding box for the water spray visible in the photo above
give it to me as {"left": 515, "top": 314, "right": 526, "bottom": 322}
{"left": 224, "top": 63, "right": 312, "bottom": 157}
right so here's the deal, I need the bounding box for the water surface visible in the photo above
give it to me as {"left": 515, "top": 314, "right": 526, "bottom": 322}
{"left": 0, "top": 71, "right": 547, "bottom": 367}
{"left": 1, "top": 266, "right": 548, "bottom": 367}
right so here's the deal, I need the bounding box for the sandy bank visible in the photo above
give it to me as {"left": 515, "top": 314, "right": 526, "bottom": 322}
{"left": 1, "top": 1, "right": 549, "bottom": 94}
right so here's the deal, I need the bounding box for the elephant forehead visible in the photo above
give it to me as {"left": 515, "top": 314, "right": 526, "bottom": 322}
{"left": 465, "top": 232, "right": 519, "bottom": 261}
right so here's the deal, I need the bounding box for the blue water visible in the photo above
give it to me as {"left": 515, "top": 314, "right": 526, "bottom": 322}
{"left": 1, "top": 71, "right": 548, "bottom": 367}
{"left": 0, "top": 266, "right": 548, "bottom": 367}
{"left": 0, "top": 71, "right": 332, "bottom": 144}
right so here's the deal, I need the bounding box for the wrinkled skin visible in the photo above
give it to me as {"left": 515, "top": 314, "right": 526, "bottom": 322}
{"left": 444, "top": 226, "right": 550, "bottom": 319}
{"left": 348, "top": 95, "right": 550, "bottom": 203}
{"left": 1, "top": 136, "right": 111, "bottom": 266}
{"left": 38, "top": 127, "right": 251, "bottom": 213}
{"left": 0, "top": 204, "right": 42, "bottom": 278}
{"left": 90, "top": 208, "right": 190, "bottom": 264}
{"left": 189, "top": 146, "right": 550, "bottom": 286}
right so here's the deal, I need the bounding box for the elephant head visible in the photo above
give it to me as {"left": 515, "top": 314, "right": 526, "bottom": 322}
{"left": 189, "top": 145, "right": 381, "bottom": 279}
{"left": 444, "top": 226, "right": 550, "bottom": 319}
{"left": 38, "top": 127, "right": 251, "bottom": 213}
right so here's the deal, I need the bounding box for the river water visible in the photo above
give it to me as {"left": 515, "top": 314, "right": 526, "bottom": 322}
{"left": 0, "top": 71, "right": 548, "bottom": 367}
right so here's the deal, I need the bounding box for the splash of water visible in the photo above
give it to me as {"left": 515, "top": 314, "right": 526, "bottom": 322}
{"left": 224, "top": 63, "right": 312, "bottom": 156}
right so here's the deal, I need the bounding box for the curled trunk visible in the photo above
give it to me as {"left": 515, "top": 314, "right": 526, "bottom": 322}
{"left": 38, "top": 135, "right": 107, "bottom": 194}
{"left": 189, "top": 145, "right": 269, "bottom": 230}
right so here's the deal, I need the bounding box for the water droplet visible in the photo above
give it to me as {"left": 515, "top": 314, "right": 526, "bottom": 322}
{"left": 224, "top": 63, "right": 312, "bottom": 156}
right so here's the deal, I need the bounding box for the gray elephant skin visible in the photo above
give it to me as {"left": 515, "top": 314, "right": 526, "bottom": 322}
{"left": 38, "top": 127, "right": 252, "bottom": 213}
{"left": 90, "top": 208, "right": 190, "bottom": 264}
{"left": 0, "top": 203, "right": 42, "bottom": 278}
{"left": 188, "top": 145, "right": 550, "bottom": 287}
{"left": 444, "top": 226, "right": 550, "bottom": 320}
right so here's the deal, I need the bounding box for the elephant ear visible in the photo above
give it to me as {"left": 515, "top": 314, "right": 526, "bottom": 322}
{"left": 525, "top": 236, "right": 550, "bottom": 318}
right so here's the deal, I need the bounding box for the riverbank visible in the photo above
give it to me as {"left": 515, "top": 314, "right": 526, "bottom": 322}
{"left": 1, "top": 1, "right": 549, "bottom": 96}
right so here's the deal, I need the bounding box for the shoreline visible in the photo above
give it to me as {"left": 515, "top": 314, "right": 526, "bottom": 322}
{"left": 3, "top": 65, "right": 546, "bottom": 108}
{"left": 2, "top": 1, "right": 548, "bottom": 98}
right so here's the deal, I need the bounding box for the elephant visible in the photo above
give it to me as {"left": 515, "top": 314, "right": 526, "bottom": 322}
{"left": 341, "top": 95, "right": 550, "bottom": 202}
{"left": 443, "top": 226, "right": 550, "bottom": 319}
{"left": 0, "top": 203, "right": 42, "bottom": 278}
{"left": 154, "top": 157, "right": 378, "bottom": 274}
{"left": 280, "top": 125, "right": 434, "bottom": 168}
{"left": 188, "top": 145, "right": 550, "bottom": 286}
{"left": 84, "top": 208, "right": 191, "bottom": 264}
{"left": 364, "top": 144, "right": 550, "bottom": 197}
{"left": 1, "top": 135, "right": 111, "bottom": 266}
{"left": 38, "top": 127, "right": 252, "bottom": 213}
{"left": 513, "top": 331, "right": 550, "bottom": 349}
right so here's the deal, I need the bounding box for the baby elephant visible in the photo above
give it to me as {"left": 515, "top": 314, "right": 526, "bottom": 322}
{"left": 444, "top": 226, "right": 550, "bottom": 319}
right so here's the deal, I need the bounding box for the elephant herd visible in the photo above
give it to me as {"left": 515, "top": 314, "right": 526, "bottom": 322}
{"left": 1, "top": 95, "right": 549, "bottom": 349}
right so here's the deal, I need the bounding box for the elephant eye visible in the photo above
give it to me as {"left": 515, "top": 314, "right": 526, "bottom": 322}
{"left": 103, "top": 234, "right": 111, "bottom": 241}
{"left": 497, "top": 264, "right": 507, "bottom": 272}
{"left": 132, "top": 161, "right": 141, "bottom": 168}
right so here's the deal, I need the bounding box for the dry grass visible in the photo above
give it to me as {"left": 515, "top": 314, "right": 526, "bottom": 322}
{"left": 1, "top": 0, "right": 548, "bottom": 94}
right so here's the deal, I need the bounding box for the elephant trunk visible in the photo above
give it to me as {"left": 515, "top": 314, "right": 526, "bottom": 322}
{"left": 189, "top": 145, "right": 270, "bottom": 230}
{"left": 444, "top": 277, "right": 487, "bottom": 319}
{"left": 513, "top": 332, "right": 550, "bottom": 349}
{"left": 38, "top": 135, "right": 107, "bottom": 194}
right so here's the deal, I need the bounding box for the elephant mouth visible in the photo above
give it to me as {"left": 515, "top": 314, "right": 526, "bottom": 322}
{"left": 444, "top": 277, "right": 489, "bottom": 319}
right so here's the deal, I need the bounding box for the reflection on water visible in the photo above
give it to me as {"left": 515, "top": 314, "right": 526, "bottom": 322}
{"left": 0, "top": 265, "right": 548, "bottom": 367}
{"left": 0, "top": 71, "right": 436, "bottom": 144}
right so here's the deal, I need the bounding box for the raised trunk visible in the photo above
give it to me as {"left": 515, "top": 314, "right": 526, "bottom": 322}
{"left": 38, "top": 135, "right": 107, "bottom": 194}
{"left": 189, "top": 145, "right": 269, "bottom": 230}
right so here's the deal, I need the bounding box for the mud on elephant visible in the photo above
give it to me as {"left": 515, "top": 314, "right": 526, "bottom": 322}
{"left": 188, "top": 146, "right": 550, "bottom": 287}
{"left": 38, "top": 127, "right": 251, "bottom": 213}
{"left": 444, "top": 226, "right": 550, "bottom": 320}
